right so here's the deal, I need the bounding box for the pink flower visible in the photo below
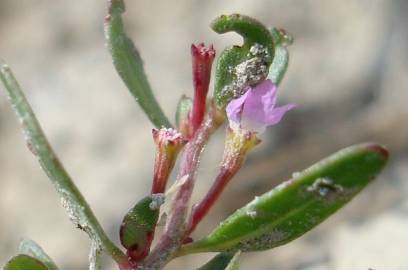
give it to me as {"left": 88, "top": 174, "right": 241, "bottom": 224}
{"left": 226, "top": 79, "right": 296, "bottom": 133}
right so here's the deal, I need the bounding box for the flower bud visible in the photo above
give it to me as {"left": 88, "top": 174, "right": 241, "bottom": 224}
{"left": 151, "top": 128, "right": 187, "bottom": 194}
{"left": 190, "top": 43, "right": 216, "bottom": 136}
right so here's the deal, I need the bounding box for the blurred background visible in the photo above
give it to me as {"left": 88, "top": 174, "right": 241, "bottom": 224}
{"left": 0, "top": 0, "right": 407, "bottom": 269}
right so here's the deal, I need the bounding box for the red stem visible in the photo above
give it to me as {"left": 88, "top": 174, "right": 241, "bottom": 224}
{"left": 185, "top": 128, "right": 259, "bottom": 236}
{"left": 151, "top": 150, "right": 172, "bottom": 194}
{"left": 140, "top": 111, "right": 221, "bottom": 269}
{"left": 191, "top": 88, "right": 207, "bottom": 136}
{"left": 186, "top": 160, "right": 243, "bottom": 236}
{"left": 118, "top": 258, "right": 133, "bottom": 270}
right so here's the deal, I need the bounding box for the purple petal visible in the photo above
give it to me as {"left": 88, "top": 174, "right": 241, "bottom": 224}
{"left": 240, "top": 80, "right": 278, "bottom": 128}
{"left": 257, "top": 79, "right": 278, "bottom": 108}
{"left": 226, "top": 79, "right": 295, "bottom": 133}
{"left": 226, "top": 87, "right": 250, "bottom": 123}
{"left": 264, "top": 103, "right": 297, "bottom": 126}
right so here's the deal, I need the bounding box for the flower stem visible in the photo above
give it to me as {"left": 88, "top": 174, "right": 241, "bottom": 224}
{"left": 186, "top": 167, "right": 237, "bottom": 236}
{"left": 140, "top": 104, "right": 223, "bottom": 270}
{"left": 186, "top": 127, "right": 259, "bottom": 236}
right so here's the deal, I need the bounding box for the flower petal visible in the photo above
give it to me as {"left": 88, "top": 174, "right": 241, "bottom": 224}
{"left": 226, "top": 79, "right": 295, "bottom": 133}
{"left": 240, "top": 80, "right": 278, "bottom": 129}
{"left": 264, "top": 103, "right": 297, "bottom": 126}
{"left": 226, "top": 87, "right": 250, "bottom": 123}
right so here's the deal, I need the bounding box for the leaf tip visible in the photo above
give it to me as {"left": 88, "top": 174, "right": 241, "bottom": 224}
{"left": 107, "top": 0, "right": 125, "bottom": 15}
{"left": 0, "top": 60, "right": 9, "bottom": 73}
{"left": 364, "top": 143, "right": 389, "bottom": 160}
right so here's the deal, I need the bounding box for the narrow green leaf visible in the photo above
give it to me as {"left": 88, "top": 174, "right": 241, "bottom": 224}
{"left": 105, "top": 0, "right": 171, "bottom": 128}
{"left": 0, "top": 62, "right": 126, "bottom": 263}
{"left": 4, "top": 255, "right": 48, "bottom": 270}
{"left": 197, "top": 251, "right": 240, "bottom": 270}
{"left": 178, "top": 143, "right": 388, "bottom": 254}
{"left": 197, "top": 252, "right": 236, "bottom": 270}
{"left": 89, "top": 241, "right": 102, "bottom": 270}
{"left": 211, "top": 14, "right": 275, "bottom": 108}
{"left": 268, "top": 28, "right": 293, "bottom": 86}
{"left": 225, "top": 251, "right": 241, "bottom": 270}
{"left": 120, "top": 196, "right": 160, "bottom": 260}
{"left": 18, "top": 239, "right": 59, "bottom": 270}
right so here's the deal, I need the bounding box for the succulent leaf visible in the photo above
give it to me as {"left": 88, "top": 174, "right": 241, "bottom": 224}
{"left": 4, "top": 255, "right": 48, "bottom": 270}
{"left": 178, "top": 143, "right": 388, "bottom": 254}
{"left": 120, "top": 196, "right": 160, "bottom": 261}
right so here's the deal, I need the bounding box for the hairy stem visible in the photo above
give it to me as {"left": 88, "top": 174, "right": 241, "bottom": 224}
{"left": 0, "top": 62, "right": 127, "bottom": 266}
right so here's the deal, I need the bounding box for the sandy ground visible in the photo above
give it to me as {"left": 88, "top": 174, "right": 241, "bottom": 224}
{"left": 0, "top": 1, "right": 407, "bottom": 269}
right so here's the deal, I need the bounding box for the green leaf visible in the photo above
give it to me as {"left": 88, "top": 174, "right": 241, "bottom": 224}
{"left": 0, "top": 62, "right": 126, "bottom": 263}
{"left": 18, "top": 239, "right": 59, "bottom": 270}
{"left": 197, "top": 251, "right": 240, "bottom": 270}
{"left": 89, "top": 241, "right": 102, "bottom": 270}
{"left": 175, "top": 95, "right": 192, "bottom": 127}
{"left": 268, "top": 28, "right": 293, "bottom": 86}
{"left": 225, "top": 251, "right": 241, "bottom": 270}
{"left": 175, "top": 95, "right": 192, "bottom": 137}
{"left": 4, "top": 255, "right": 48, "bottom": 270}
{"left": 120, "top": 196, "right": 160, "bottom": 259}
{"left": 211, "top": 14, "right": 275, "bottom": 108}
{"left": 105, "top": 0, "right": 171, "bottom": 128}
{"left": 178, "top": 143, "right": 388, "bottom": 254}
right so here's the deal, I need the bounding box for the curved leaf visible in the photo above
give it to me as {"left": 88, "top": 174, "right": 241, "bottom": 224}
{"left": 268, "top": 28, "right": 293, "bottom": 86}
{"left": 211, "top": 14, "right": 275, "bottom": 108}
{"left": 179, "top": 143, "right": 388, "bottom": 254}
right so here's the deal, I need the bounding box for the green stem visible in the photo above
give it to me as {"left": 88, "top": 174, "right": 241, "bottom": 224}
{"left": 0, "top": 62, "right": 127, "bottom": 265}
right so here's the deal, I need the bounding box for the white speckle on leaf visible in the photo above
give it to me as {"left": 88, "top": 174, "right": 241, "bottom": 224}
{"left": 149, "top": 193, "right": 165, "bottom": 210}
{"left": 237, "top": 229, "right": 287, "bottom": 251}
{"left": 246, "top": 209, "right": 257, "bottom": 219}
{"left": 292, "top": 171, "right": 301, "bottom": 178}
{"left": 307, "top": 177, "right": 343, "bottom": 198}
